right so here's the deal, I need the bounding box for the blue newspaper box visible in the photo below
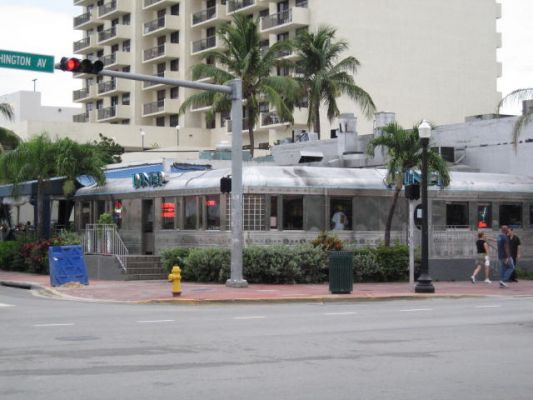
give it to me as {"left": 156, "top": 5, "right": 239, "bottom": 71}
{"left": 49, "top": 245, "right": 89, "bottom": 287}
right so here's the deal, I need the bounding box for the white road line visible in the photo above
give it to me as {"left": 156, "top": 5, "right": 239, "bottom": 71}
{"left": 0, "top": 303, "right": 14, "bottom": 307}
{"left": 137, "top": 319, "right": 175, "bottom": 324}
{"left": 399, "top": 308, "right": 433, "bottom": 312}
{"left": 475, "top": 305, "right": 502, "bottom": 309}
{"left": 33, "top": 323, "right": 75, "bottom": 327}
{"left": 234, "top": 316, "right": 266, "bottom": 320}
{"left": 324, "top": 312, "right": 358, "bottom": 316}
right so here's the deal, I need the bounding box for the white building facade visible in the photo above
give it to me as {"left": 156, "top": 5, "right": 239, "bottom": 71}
{"left": 71, "top": 0, "right": 502, "bottom": 150}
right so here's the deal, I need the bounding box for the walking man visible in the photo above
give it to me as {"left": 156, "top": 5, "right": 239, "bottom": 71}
{"left": 497, "top": 225, "right": 515, "bottom": 288}
{"left": 508, "top": 227, "right": 521, "bottom": 282}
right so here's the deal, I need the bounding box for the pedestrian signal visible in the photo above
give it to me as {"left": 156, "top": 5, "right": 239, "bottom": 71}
{"left": 220, "top": 176, "right": 232, "bottom": 193}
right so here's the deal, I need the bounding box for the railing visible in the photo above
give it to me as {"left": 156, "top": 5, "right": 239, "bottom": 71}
{"left": 102, "top": 53, "right": 116, "bottom": 66}
{"left": 98, "top": 0, "right": 117, "bottom": 17}
{"left": 98, "top": 80, "right": 116, "bottom": 93}
{"left": 84, "top": 224, "right": 128, "bottom": 272}
{"left": 73, "top": 113, "right": 88, "bottom": 123}
{"left": 192, "top": 36, "right": 216, "bottom": 53}
{"left": 144, "top": 44, "right": 165, "bottom": 61}
{"left": 144, "top": 99, "right": 165, "bottom": 115}
{"left": 262, "top": 9, "right": 292, "bottom": 30}
{"left": 295, "top": 0, "right": 308, "bottom": 7}
{"left": 429, "top": 225, "right": 475, "bottom": 258}
{"left": 143, "top": 72, "right": 164, "bottom": 88}
{"left": 228, "top": 0, "right": 254, "bottom": 12}
{"left": 261, "top": 112, "right": 287, "bottom": 126}
{"left": 193, "top": 6, "right": 217, "bottom": 24}
{"left": 74, "top": 12, "right": 91, "bottom": 27}
{"left": 97, "top": 106, "right": 116, "bottom": 120}
{"left": 144, "top": 0, "right": 163, "bottom": 7}
{"left": 74, "top": 37, "right": 90, "bottom": 52}
{"left": 73, "top": 87, "right": 89, "bottom": 101}
{"left": 144, "top": 16, "right": 165, "bottom": 34}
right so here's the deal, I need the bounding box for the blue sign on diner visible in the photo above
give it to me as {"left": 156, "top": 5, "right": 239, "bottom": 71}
{"left": 132, "top": 172, "right": 168, "bottom": 189}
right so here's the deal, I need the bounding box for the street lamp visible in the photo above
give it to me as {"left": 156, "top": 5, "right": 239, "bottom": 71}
{"left": 140, "top": 129, "right": 145, "bottom": 151}
{"left": 415, "top": 119, "right": 435, "bottom": 293}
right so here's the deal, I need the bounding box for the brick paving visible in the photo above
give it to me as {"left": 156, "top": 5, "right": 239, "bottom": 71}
{"left": 1, "top": 270, "right": 532, "bottom": 304}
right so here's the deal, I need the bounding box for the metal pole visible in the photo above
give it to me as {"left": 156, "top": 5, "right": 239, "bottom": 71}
{"left": 415, "top": 137, "right": 435, "bottom": 293}
{"left": 409, "top": 199, "right": 415, "bottom": 284}
{"left": 226, "top": 79, "right": 248, "bottom": 287}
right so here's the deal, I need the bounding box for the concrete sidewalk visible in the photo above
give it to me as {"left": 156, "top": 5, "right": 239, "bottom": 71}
{"left": 1, "top": 270, "right": 532, "bottom": 304}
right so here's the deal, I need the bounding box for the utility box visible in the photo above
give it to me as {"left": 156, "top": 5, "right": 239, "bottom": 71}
{"left": 49, "top": 245, "right": 89, "bottom": 287}
{"left": 328, "top": 251, "right": 353, "bottom": 294}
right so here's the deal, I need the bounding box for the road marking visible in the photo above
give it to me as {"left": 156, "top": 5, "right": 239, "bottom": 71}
{"left": 234, "top": 316, "right": 266, "bottom": 320}
{"left": 399, "top": 308, "right": 433, "bottom": 312}
{"left": 475, "top": 305, "right": 502, "bottom": 309}
{"left": 137, "top": 319, "right": 175, "bottom": 324}
{"left": 324, "top": 312, "right": 358, "bottom": 316}
{"left": 34, "top": 323, "right": 74, "bottom": 327}
{"left": 0, "top": 303, "right": 14, "bottom": 307}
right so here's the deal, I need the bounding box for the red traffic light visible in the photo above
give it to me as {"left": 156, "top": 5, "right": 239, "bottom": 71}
{"left": 57, "top": 57, "right": 103, "bottom": 74}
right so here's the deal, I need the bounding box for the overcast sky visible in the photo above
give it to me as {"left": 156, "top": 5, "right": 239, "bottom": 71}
{"left": 0, "top": 0, "right": 532, "bottom": 115}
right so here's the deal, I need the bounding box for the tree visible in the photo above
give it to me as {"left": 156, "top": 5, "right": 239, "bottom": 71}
{"left": 0, "top": 134, "right": 106, "bottom": 238}
{"left": 0, "top": 103, "right": 14, "bottom": 121}
{"left": 294, "top": 25, "right": 376, "bottom": 138}
{"left": 92, "top": 133, "right": 124, "bottom": 164}
{"left": 0, "top": 127, "right": 21, "bottom": 153}
{"left": 498, "top": 88, "right": 533, "bottom": 148}
{"left": 366, "top": 122, "right": 450, "bottom": 246}
{"left": 179, "top": 14, "right": 300, "bottom": 157}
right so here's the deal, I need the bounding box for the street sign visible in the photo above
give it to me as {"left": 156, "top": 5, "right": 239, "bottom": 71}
{"left": 0, "top": 49, "right": 54, "bottom": 73}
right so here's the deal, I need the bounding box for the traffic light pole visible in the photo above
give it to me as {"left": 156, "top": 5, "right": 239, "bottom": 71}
{"left": 68, "top": 68, "right": 247, "bottom": 287}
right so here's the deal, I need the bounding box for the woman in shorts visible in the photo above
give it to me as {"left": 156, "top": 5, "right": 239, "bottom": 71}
{"left": 470, "top": 232, "right": 491, "bottom": 283}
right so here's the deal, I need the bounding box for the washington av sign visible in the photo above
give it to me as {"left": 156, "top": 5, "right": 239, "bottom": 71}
{"left": 0, "top": 49, "right": 54, "bottom": 73}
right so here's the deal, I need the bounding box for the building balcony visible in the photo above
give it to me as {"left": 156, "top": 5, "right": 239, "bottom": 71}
{"left": 191, "top": 36, "right": 218, "bottom": 55}
{"left": 73, "top": 35, "right": 103, "bottom": 55}
{"left": 143, "top": 43, "right": 180, "bottom": 63}
{"left": 143, "top": 0, "right": 179, "bottom": 11}
{"left": 73, "top": 11, "right": 99, "bottom": 30}
{"left": 260, "top": 112, "right": 290, "bottom": 128}
{"left": 142, "top": 70, "right": 180, "bottom": 90}
{"left": 143, "top": 15, "right": 180, "bottom": 37}
{"left": 97, "top": 105, "right": 130, "bottom": 122}
{"left": 226, "top": 117, "right": 255, "bottom": 133}
{"left": 142, "top": 98, "right": 180, "bottom": 117}
{"left": 101, "top": 51, "right": 131, "bottom": 69}
{"left": 227, "top": 0, "right": 268, "bottom": 15}
{"left": 73, "top": 85, "right": 96, "bottom": 102}
{"left": 192, "top": 5, "right": 228, "bottom": 28}
{"left": 73, "top": 109, "right": 97, "bottom": 123}
{"left": 260, "top": 7, "right": 310, "bottom": 34}
{"left": 97, "top": 79, "right": 130, "bottom": 95}
{"left": 98, "top": 24, "right": 132, "bottom": 46}
{"left": 74, "top": 0, "right": 93, "bottom": 6}
{"left": 98, "top": 0, "right": 131, "bottom": 19}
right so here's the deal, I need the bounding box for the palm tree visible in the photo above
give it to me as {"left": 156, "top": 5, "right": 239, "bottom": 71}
{"left": 179, "top": 14, "right": 300, "bottom": 157}
{"left": 0, "top": 103, "right": 14, "bottom": 121}
{"left": 498, "top": 88, "right": 533, "bottom": 147}
{"left": 294, "top": 25, "right": 376, "bottom": 138}
{"left": 366, "top": 122, "right": 450, "bottom": 246}
{"left": 0, "top": 127, "right": 21, "bottom": 153}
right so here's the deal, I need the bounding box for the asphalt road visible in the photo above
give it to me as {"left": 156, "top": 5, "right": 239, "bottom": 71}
{"left": 1, "top": 286, "right": 533, "bottom": 400}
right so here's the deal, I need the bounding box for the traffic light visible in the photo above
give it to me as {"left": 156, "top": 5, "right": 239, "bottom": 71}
{"left": 220, "top": 176, "right": 232, "bottom": 193}
{"left": 57, "top": 57, "right": 104, "bottom": 74}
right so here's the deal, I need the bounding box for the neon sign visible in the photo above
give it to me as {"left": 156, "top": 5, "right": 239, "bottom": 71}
{"left": 132, "top": 172, "right": 168, "bottom": 189}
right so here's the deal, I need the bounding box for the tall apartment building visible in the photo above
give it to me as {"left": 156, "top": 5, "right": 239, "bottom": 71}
{"left": 72, "top": 0, "right": 501, "bottom": 150}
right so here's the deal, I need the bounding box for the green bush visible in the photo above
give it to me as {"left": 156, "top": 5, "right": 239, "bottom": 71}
{"left": 160, "top": 247, "right": 191, "bottom": 275}
{"left": 19, "top": 239, "right": 50, "bottom": 274}
{"left": 49, "top": 231, "right": 81, "bottom": 246}
{"left": 311, "top": 231, "right": 344, "bottom": 251}
{"left": 186, "top": 247, "right": 230, "bottom": 283}
{"left": 0, "top": 241, "right": 23, "bottom": 271}
{"left": 349, "top": 244, "right": 409, "bottom": 282}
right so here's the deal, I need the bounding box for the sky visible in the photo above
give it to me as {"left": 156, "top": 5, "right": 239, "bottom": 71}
{"left": 0, "top": 0, "right": 532, "bottom": 115}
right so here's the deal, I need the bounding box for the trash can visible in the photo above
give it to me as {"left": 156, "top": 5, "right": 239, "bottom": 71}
{"left": 49, "top": 245, "right": 89, "bottom": 287}
{"left": 328, "top": 251, "right": 353, "bottom": 294}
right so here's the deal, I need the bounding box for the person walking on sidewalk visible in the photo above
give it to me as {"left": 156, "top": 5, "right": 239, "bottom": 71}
{"left": 470, "top": 232, "right": 491, "bottom": 283}
{"left": 497, "top": 225, "right": 515, "bottom": 288}
{"left": 508, "top": 227, "right": 521, "bottom": 282}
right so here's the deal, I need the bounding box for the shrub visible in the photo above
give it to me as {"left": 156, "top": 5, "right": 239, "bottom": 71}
{"left": 19, "top": 239, "right": 50, "bottom": 274}
{"left": 311, "top": 231, "right": 344, "bottom": 251}
{"left": 349, "top": 244, "right": 409, "bottom": 282}
{"left": 160, "top": 247, "right": 191, "bottom": 275}
{"left": 186, "top": 247, "right": 230, "bottom": 283}
{"left": 97, "top": 213, "right": 114, "bottom": 225}
{"left": 0, "top": 241, "right": 23, "bottom": 271}
{"left": 49, "top": 231, "right": 81, "bottom": 246}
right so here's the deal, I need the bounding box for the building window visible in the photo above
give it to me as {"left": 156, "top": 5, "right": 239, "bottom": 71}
{"left": 184, "top": 196, "right": 197, "bottom": 229}
{"left": 170, "top": 31, "right": 179, "bottom": 43}
{"left": 170, "top": 87, "right": 179, "bottom": 99}
{"left": 206, "top": 116, "right": 215, "bottom": 129}
{"left": 156, "top": 116, "right": 165, "bottom": 126}
{"left": 446, "top": 202, "right": 469, "bottom": 227}
{"left": 244, "top": 195, "right": 265, "bottom": 231}
{"left": 304, "top": 196, "right": 325, "bottom": 231}
{"left": 283, "top": 196, "right": 303, "bottom": 230}
{"left": 170, "top": 59, "right": 179, "bottom": 71}
{"left": 122, "top": 40, "right": 131, "bottom": 52}
{"left": 122, "top": 14, "right": 130, "bottom": 25}
{"left": 500, "top": 204, "right": 522, "bottom": 228}
{"left": 270, "top": 196, "right": 278, "bottom": 229}
{"left": 330, "top": 198, "right": 352, "bottom": 231}
{"left": 477, "top": 204, "right": 492, "bottom": 228}
{"left": 170, "top": 4, "right": 179, "bottom": 15}
{"left": 161, "top": 197, "right": 176, "bottom": 229}
{"left": 206, "top": 195, "right": 220, "bottom": 230}
{"left": 81, "top": 202, "right": 91, "bottom": 229}
{"left": 169, "top": 114, "right": 179, "bottom": 127}
{"left": 122, "top": 93, "right": 130, "bottom": 105}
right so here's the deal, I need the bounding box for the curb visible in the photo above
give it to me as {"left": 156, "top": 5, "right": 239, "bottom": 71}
{"left": 1, "top": 281, "right": 42, "bottom": 290}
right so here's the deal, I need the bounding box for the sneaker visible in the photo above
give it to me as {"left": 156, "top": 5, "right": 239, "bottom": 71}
{"left": 499, "top": 281, "right": 508, "bottom": 288}
{"left": 470, "top": 276, "right": 476, "bottom": 284}
{"left": 484, "top": 279, "right": 492, "bottom": 284}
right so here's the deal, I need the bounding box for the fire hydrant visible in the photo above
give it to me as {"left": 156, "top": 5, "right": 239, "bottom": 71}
{"left": 168, "top": 266, "right": 182, "bottom": 297}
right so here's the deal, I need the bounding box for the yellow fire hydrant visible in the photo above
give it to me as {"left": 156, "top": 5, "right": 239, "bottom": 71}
{"left": 168, "top": 266, "right": 182, "bottom": 297}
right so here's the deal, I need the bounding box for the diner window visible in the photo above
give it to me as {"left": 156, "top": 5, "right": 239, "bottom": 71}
{"left": 205, "top": 195, "right": 220, "bottom": 230}
{"left": 304, "top": 196, "right": 325, "bottom": 231}
{"left": 270, "top": 196, "right": 278, "bottom": 229}
{"left": 283, "top": 196, "right": 303, "bottom": 230}
{"left": 81, "top": 202, "right": 91, "bottom": 229}
{"left": 530, "top": 205, "right": 533, "bottom": 227}
{"left": 446, "top": 202, "right": 469, "bottom": 227}
{"left": 500, "top": 204, "right": 522, "bottom": 228}
{"left": 161, "top": 197, "right": 176, "bottom": 229}
{"left": 184, "top": 196, "right": 197, "bottom": 229}
{"left": 96, "top": 200, "right": 106, "bottom": 221}
{"left": 477, "top": 204, "right": 492, "bottom": 229}
{"left": 244, "top": 195, "right": 265, "bottom": 231}
{"left": 330, "top": 198, "right": 352, "bottom": 231}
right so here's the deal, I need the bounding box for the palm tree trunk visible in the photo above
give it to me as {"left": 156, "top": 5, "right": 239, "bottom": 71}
{"left": 313, "top": 102, "right": 321, "bottom": 140}
{"left": 248, "top": 126, "right": 255, "bottom": 158}
{"left": 384, "top": 186, "right": 402, "bottom": 247}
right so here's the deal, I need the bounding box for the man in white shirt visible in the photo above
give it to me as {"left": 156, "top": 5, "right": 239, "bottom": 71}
{"left": 331, "top": 208, "right": 348, "bottom": 230}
